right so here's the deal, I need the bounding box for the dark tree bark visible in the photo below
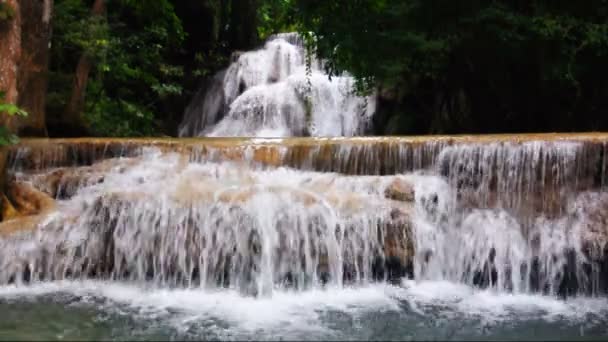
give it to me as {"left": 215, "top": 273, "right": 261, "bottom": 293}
{"left": 0, "top": 0, "right": 21, "bottom": 126}
{"left": 16, "top": 0, "right": 53, "bottom": 137}
{"left": 0, "top": 0, "right": 21, "bottom": 215}
{"left": 63, "top": 0, "right": 105, "bottom": 137}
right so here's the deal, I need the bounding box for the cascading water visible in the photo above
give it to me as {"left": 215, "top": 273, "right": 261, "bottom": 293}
{"left": 1, "top": 137, "right": 608, "bottom": 340}
{"left": 1, "top": 151, "right": 415, "bottom": 294}
{"left": 178, "top": 33, "right": 376, "bottom": 138}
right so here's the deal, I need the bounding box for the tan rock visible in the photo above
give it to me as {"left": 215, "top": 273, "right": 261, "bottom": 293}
{"left": 384, "top": 206, "right": 414, "bottom": 263}
{"left": 8, "top": 181, "right": 55, "bottom": 215}
{"left": 384, "top": 178, "right": 415, "bottom": 202}
{"left": 0, "top": 180, "right": 56, "bottom": 238}
{"left": 1, "top": 193, "right": 19, "bottom": 221}
{"left": 0, "top": 213, "right": 46, "bottom": 237}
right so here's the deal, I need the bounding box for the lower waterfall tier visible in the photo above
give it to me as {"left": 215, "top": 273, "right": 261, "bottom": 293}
{"left": 1, "top": 140, "right": 608, "bottom": 297}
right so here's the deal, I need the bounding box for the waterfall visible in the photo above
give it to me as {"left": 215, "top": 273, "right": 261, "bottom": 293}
{"left": 2, "top": 136, "right": 607, "bottom": 299}
{"left": 178, "top": 33, "right": 376, "bottom": 137}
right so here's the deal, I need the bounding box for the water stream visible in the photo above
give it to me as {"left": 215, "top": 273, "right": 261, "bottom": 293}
{"left": 1, "top": 137, "right": 607, "bottom": 340}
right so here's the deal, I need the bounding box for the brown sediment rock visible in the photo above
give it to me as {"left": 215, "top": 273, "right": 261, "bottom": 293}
{"left": 384, "top": 178, "right": 415, "bottom": 202}
{"left": 0, "top": 181, "right": 56, "bottom": 237}
{"left": 0, "top": 213, "right": 48, "bottom": 237}
{"left": 7, "top": 181, "right": 55, "bottom": 215}
{"left": 383, "top": 206, "right": 414, "bottom": 275}
{"left": 1, "top": 193, "right": 19, "bottom": 221}
{"left": 26, "top": 156, "right": 143, "bottom": 199}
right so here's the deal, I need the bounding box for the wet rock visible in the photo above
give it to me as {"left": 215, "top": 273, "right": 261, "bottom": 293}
{"left": 7, "top": 181, "right": 55, "bottom": 216}
{"left": 27, "top": 157, "right": 142, "bottom": 199}
{"left": 384, "top": 178, "right": 415, "bottom": 202}
{"left": 572, "top": 192, "right": 608, "bottom": 262}
{"left": 1, "top": 193, "right": 19, "bottom": 221}
{"left": 372, "top": 206, "right": 414, "bottom": 283}
{"left": 0, "top": 213, "right": 48, "bottom": 237}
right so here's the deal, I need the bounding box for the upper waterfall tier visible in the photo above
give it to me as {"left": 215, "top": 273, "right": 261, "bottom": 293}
{"left": 178, "top": 33, "right": 375, "bottom": 138}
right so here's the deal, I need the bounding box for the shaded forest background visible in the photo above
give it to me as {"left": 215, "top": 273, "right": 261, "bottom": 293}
{"left": 1, "top": 0, "right": 607, "bottom": 140}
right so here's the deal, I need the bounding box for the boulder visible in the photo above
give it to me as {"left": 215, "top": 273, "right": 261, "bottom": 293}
{"left": 384, "top": 178, "right": 415, "bottom": 202}
{"left": 0, "top": 180, "right": 56, "bottom": 237}
{"left": 7, "top": 181, "right": 55, "bottom": 215}
{"left": 381, "top": 206, "right": 414, "bottom": 281}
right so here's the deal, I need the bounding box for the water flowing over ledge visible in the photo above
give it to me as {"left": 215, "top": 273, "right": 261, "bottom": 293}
{"left": 2, "top": 133, "right": 608, "bottom": 300}
{"left": 9, "top": 133, "right": 608, "bottom": 173}
{"left": 178, "top": 32, "right": 375, "bottom": 138}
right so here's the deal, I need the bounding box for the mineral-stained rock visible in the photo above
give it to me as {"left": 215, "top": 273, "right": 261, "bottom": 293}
{"left": 7, "top": 181, "right": 55, "bottom": 216}
{"left": 0, "top": 213, "right": 48, "bottom": 237}
{"left": 0, "top": 180, "right": 56, "bottom": 237}
{"left": 27, "top": 157, "right": 143, "bottom": 199}
{"left": 1, "top": 194, "right": 19, "bottom": 221}
{"left": 379, "top": 206, "right": 414, "bottom": 281}
{"left": 384, "top": 178, "right": 415, "bottom": 202}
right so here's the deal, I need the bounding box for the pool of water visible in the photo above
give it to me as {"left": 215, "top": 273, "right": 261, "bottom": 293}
{"left": 0, "top": 280, "right": 607, "bottom": 341}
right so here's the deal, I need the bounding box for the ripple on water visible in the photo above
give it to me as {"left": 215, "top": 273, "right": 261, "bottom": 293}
{"left": 0, "top": 280, "right": 607, "bottom": 341}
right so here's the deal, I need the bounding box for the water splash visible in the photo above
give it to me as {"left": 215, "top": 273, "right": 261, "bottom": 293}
{"left": 1, "top": 151, "right": 416, "bottom": 295}
{"left": 178, "top": 33, "right": 375, "bottom": 137}
{"left": 1, "top": 280, "right": 607, "bottom": 340}
{"left": 2, "top": 137, "right": 608, "bottom": 299}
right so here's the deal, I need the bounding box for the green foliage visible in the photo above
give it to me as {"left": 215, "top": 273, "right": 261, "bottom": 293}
{"left": 46, "top": 0, "right": 307, "bottom": 137}
{"left": 295, "top": 0, "right": 608, "bottom": 133}
{"left": 0, "top": 91, "right": 28, "bottom": 146}
{"left": 257, "top": 0, "right": 297, "bottom": 40}
{"left": 48, "top": 0, "right": 186, "bottom": 137}
{"left": 43, "top": 0, "right": 608, "bottom": 136}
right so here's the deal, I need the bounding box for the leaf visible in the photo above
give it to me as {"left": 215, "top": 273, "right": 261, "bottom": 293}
{"left": 0, "top": 103, "right": 28, "bottom": 117}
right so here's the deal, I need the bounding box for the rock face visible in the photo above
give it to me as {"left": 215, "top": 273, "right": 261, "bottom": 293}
{"left": 0, "top": 181, "right": 55, "bottom": 237}
{"left": 572, "top": 192, "right": 608, "bottom": 290}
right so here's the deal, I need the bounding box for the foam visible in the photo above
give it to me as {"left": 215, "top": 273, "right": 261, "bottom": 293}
{"left": 0, "top": 280, "right": 606, "bottom": 337}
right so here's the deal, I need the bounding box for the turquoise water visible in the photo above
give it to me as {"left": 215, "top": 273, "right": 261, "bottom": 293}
{"left": 0, "top": 280, "right": 606, "bottom": 341}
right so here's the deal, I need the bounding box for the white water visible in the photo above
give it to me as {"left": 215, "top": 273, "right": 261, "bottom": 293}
{"left": 2, "top": 150, "right": 420, "bottom": 293}
{"left": 178, "top": 33, "right": 375, "bottom": 137}
{"left": 3, "top": 139, "right": 607, "bottom": 297}
{"left": 0, "top": 280, "right": 607, "bottom": 340}
{"left": 1, "top": 139, "right": 607, "bottom": 338}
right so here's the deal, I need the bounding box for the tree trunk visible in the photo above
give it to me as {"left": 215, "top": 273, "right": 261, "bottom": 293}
{"left": 16, "top": 0, "right": 53, "bottom": 137}
{"left": 0, "top": 0, "right": 21, "bottom": 131}
{"left": 63, "top": 0, "right": 105, "bottom": 137}
{"left": 0, "top": 0, "right": 21, "bottom": 218}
